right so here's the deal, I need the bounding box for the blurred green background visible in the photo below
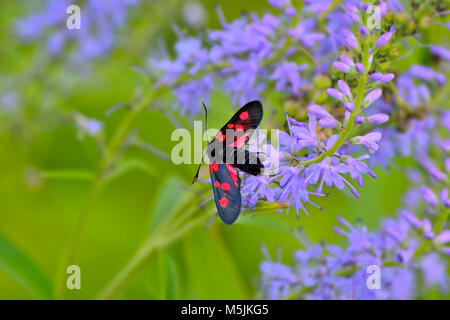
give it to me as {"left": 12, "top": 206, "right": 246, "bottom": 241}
{"left": 0, "top": 0, "right": 444, "bottom": 299}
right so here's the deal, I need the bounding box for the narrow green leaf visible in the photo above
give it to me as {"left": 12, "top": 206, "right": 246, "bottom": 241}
{"left": 156, "top": 252, "right": 178, "bottom": 299}
{"left": 147, "top": 175, "right": 191, "bottom": 233}
{"left": 165, "top": 254, "right": 178, "bottom": 299}
{"left": 105, "top": 158, "right": 156, "bottom": 182}
{"left": 0, "top": 233, "right": 53, "bottom": 299}
{"left": 183, "top": 229, "right": 251, "bottom": 299}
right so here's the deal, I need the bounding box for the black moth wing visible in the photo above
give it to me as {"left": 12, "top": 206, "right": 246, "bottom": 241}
{"left": 232, "top": 149, "right": 264, "bottom": 176}
{"left": 220, "top": 100, "right": 263, "bottom": 133}
{"left": 212, "top": 100, "right": 264, "bottom": 145}
{"left": 210, "top": 163, "right": 241, "bottom": 225}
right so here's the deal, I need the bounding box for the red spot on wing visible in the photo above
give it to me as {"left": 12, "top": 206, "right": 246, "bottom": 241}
{"left": 216, "top": 131, "right": 226, "bottom": 142}
{"left": 227, "top": 123, "right": 234, "bottom": 129}
{"left": 219, "top": 197, "right": 228, "bottom": 208}
{"left": 240, "top": 111, "right": 249, "bottom": 120}
{"left": 221, "top": 182, "right": 230, "bottom": 191}
{"left": 210, "top": 162, "right": 219, "bottom": 173}
{"left": 214, "top": 181, "right": 221, "bottom": 188}
{"left": 226, "top": 163, "right": 239, "bottom": 186}
{"left": 231, "top": 134, "right": 248, "bottom": 148}
{"left": 235, "top": 124, "right": 244, "bottom": 131}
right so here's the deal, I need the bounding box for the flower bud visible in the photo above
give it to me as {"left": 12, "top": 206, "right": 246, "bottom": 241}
{"left": 420, "top": 186, "right": 437, "bottom": 207}
{"left": 359, "top": 26, "right": 369, "bottom": 35}
{"left": 375, "top": 32, "right": 392, "bottom": 47}
{"left": 355, "top": 63, "right": 365, "bottom": 73}
{"left": 318, "top": 118, "right": 337, "bottom": 128}
{"left": 326, "top": 88, "right": 343, "bottom": 101}
{"left": 337, "top": 80, "right": 352, "bottom": 97}
{"left": 368, "top": 113, "right": 389, "bottom": 124}
{"left": 309, "top": 104, "right": 330, "bottom": 118}
{"left": 375, "top": 32, "right": 392, "bottom": 48}
{"left": 333, "top": 61, "right": 350, "bottom": 73}
{"left": 364, "top": 89, "right": 382, "bottom": 107}
{"left": 344, "top": 102, "right": 355, "bottom": 112}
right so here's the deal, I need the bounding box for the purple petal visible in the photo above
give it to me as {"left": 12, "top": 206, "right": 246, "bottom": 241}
{"left": 326, "top": 88, "right": 344, "bottom": 100}
{"left": 368, "top": 113, "right": 389, "bottom": 124}
{"left": 332, "top": 61, "right": 350, "bottom": 73}
{"left": 375, "top": 32, "right": 392, "bottom": 47}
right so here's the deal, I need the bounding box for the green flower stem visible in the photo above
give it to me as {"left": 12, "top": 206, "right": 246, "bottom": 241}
{"left": 299, "top": 41, "right": 370, "bottom": 167}
{"left": 55, "top": 178, "right": 104, "bottom": 298}
{"left": 283, "top": 285, "right": 318, "bottom": 300}
{"left": 55, "top": 87, "right": 162, "bottom": 299}
{"left": 413, "top": 208, "right": 449, "bottom": 259}
{"left": 100, "top": 88, "right": 163, "bottom": 171}
{"left": 96, "top": 213, "right": 211, "bottom": 300}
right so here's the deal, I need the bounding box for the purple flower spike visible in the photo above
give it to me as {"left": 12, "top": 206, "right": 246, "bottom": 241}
{"left": 337, "top": 80, "right": 352, "bottom": 97}
{"left": 353, "top": 132, "right": 382, "bottom": 153}
{"left": 435, "top": 73, "right": 446, "bottom": 85}
{"left": 345, "top": 156, "right": 376, "bottom": 187}
{"left": 420, "top": 186, "right": 437, "bottom": 207}
{"left": 435, "top": 231, "right": 450, "bottom": 245}
{"left": 326, "top": 88, "right": 343, "bottom": 100}
{"left": 268, "top": 0, "right": 290, "bottom": 8}
{"left": 443, "top": 247, "right": 450, "bottom": 256}
{"left": 364, "top": 88, "right": 382, "bottom": 107}
{"left": 355, "top": 63, "right": 365, "bottom": 73}
{"left": 370, "top": 72, "right": 395, "bottom": 83}
{"left": 410, "top": 65, "right": 436, "bottom": 82}
{"left": 284, "top": 7, "right": 297, "bottom": 16}
{"left": 380, "top": 73, "right": 395, "bottom": 83}
{"left": 441, "top": 189, "right": 450, "bottom": 208}
{"left": 340, "top": 54, "right": 354, "bottom": 67}
{"left": 400, "top": 210, "right": 422, "bottom": 229}
{"left": 333, "top": 61, "right": 351, "bottom": 73}
{"left": 318, "top": 118, "right": 337, "bottom": 128}
{"left": 355, "top": 116, "right": 365, "bottom": 124}
{"left": 368, "top": 113, "right": 389, "bottom": 124}
{"left": 344, "top": 101, "right": 355, "bottom": 112}
{"left": 375, "top": 32, "right": 392, "bottom": 47}
{"left": 430, "top": 45, "right": 450, "bottom": 61}
{"left": 359, "top": 26, "right": 369, "bottom": 35}
{"left": 343, "top": 29, "right": 358, "bottom": 49}
{"left": 309, "top": 104, "right": 331, "bottom": 118}
{"left": 370, "top": 73, "right": 383, "bottom": 81}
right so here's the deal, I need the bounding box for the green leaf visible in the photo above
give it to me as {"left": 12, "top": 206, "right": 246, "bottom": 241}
{"left": 0, "top": 233, "right": 53, "bottom": 299}
{"left": 147, "top": 175, "right": 191, "bottom": 233}
{"left": 183, "top": 229, "right": 251, "bottom": 299}
{"left": 157, "top": 253, "right": 178, "bottom": 299}
{"left": 105, "top": 158, "right": 156, "bottom": 182}
{"left": 40, "top": 169, "right": 95, "bottom": 181}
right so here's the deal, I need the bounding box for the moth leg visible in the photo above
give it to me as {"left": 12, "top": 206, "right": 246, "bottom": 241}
{"left": 192, "top": 163, "right": 202, "bottom": 184}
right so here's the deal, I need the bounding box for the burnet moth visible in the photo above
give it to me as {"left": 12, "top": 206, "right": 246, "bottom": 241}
{"left": 193, "top": 100, "right": 264, "bottom": 225}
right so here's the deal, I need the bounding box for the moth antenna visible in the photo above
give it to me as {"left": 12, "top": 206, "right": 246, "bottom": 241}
{"left": 192, "top": 102, "right": 209, "bottom": 184}
{"left": 202, "top": 102, "right": 209, "bottom": 141}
